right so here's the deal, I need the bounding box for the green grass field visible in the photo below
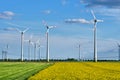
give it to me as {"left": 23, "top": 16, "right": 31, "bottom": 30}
{"left": 0, "top": 62, "right": 52, "bottom": 80}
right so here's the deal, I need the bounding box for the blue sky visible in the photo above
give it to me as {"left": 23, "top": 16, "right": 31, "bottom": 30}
{"left": 0, "top": 0, "right": 120, "bottom": 60}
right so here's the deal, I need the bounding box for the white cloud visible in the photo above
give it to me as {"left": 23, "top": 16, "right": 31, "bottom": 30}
{"left": 81, "top": 0, "right": 120, "bottom": 9}
{"left": 81, "top": 0, "right": 120, "bottom": 20}
{"left": 65, "top": 18, "right": 92, "bottom": 24}
{"left": 0, "top": 11, "right": 15, "bottom": 20}
{"left": 4, "top": 11, "right": 14, "bottom": 16}
{"left": 96, "top": 8, "right": 120, "bottom": 18}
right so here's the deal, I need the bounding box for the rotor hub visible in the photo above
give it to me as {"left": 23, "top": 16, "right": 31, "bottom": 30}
{"left": 94, "top": 19, "right": 97, "bottom": 23}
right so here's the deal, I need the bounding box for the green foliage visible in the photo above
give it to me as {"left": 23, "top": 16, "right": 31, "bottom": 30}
{"left": 0, "top": 62, "right": 52, "bottom": 80}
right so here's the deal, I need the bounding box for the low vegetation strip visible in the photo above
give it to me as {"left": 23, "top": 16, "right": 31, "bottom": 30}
{"left": 29, "top": 62, "right": 120, "bottom": 80}
{"left": 0, "top": 62, "right": 52, "bottom": 80}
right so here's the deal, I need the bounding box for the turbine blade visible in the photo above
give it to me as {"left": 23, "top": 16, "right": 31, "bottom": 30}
{"left": 23, "top": 28, "right": 29, "bottom": 33}
{"left": 49, "top": 26, "right": 56, "bottom": 29}
{"left": 3, "top": 27, "right": 16, "bottom": 31}
{"left": 42, "top": 20, "right": 47, "bottom": 26}
{"left": 15, "top": 28, "right": 22, "bottom": 33}
{"left": 91, "top": 10, "right": 96, "bottom": 19}
{"left": 97, "top": 19, "right": 104, "bottom": 22}
{"left": 5, "top": 22, "right": 21, "bottom": 28}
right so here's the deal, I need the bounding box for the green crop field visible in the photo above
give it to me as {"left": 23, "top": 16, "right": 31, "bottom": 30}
{"left": 0, "top": 62, "right": 52, "bottom": 80}
{"left": 1, "top": 62, "right": 120, "bottom": 80}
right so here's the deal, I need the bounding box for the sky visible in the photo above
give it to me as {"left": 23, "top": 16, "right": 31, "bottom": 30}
{"left": 0, "top": 0, "right": 120, "bottom": 60}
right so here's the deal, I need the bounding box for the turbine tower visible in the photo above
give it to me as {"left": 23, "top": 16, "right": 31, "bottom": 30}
{"left": 37, "top": 40, "right": 43, "bottom": 61}
{"left": 78, "top": 44, "right": 81, "bottom": 61}
{"left": 34, "top": 42, "right": 37, "bottom": 61}
{"left": 16, "top": 28, "right": 29, "bottom": 61}
{"left": 37, "top": 40, "right": 41, "bottom": 61}
{"left": 117, "top": 43, "right": 120, "bottom": 61}
{"left": 43, "top": 21, "right": 56, "bottom": 62}
{"left": 5, "top": 44, "right": 9, "bottom": 61}
{"left": 38, "top": 44, "right": 41, "bottom": 61}
{"left": 91, "top": 10, "right": 103, "bottom": 62}
{"left": 24, "top": 35, "right": 33, "bottom": 61}
{"left": 33, "top": 39, "right": 40, "bottom": 61}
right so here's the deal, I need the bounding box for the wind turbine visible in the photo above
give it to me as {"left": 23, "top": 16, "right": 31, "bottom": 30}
{"left": 24, "top": 35, "right": 33, "bottom": 61}
{"left": 38, "top": 44, "right": 41, "bottom": 61}
{"left": 43, "top": 21, "right": 56, "bottom": 62}
{"left": 36, "top": 39, "right": 41, "bottom": 61}
{"left": 37, "top": 40, "right": 44, "bottom": 61}
{"left": 1, "top": 44, "right": 8, "bottom": 61}
{"left": 78, "top": 44, "right": 81, "bottom": 61}
{"left": 33, "top": 39, "right": 40, "bottom": 61}
{"left": 5, "top": 22, "right": 29, "bottom": 61}
{"left": 5, "top": 44, "right": 9, "bottom": 61}
{"left": 91, "top": 10, "right": 103, "bottom": 62}
{"left": 34, "top": 42, "right": 37, "bottom": 61}
{"left": 16, "top": 28, "right": 29, "bottom": 61}
{"left": 117, "top": 42, "right": 120, "bottom": 61}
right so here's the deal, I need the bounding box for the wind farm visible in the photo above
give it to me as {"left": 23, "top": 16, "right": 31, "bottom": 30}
{"left": 0, "top": 0, "right": 120, "bottom": 80}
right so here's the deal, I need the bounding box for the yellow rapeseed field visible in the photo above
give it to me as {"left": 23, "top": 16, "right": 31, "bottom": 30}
{"left": 29, "top": 62, "right": 120, "bottom": 80}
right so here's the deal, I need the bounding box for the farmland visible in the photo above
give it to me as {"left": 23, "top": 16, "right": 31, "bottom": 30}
{"left": 29, "top": 62, "right": 120, "bottom": 80}
{"left": 0, "top": 62, "right": 52, "bottom": 80}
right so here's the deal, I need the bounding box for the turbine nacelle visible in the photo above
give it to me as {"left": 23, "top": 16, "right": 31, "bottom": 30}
{"left": 42, "top": 20, "right": 56, "bottom": 29}
{"left": 42, "top": 21, "right": 56, "bottom": 33}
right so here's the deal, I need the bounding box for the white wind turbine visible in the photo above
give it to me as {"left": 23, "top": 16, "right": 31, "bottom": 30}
{"left": 36, "top": 39, "right": 41, "bottom": 61}
{"left": 16, "top": 28, "right": 29, "bottom": 61}
{"left": 91, "top": 10, "right": 103, "bottom": 62}
{"left": 5, "top": 22, "right": 29, "bottom": 61}
{"left": 33, "top": 41, "right": 37, "bottom": 61}
{"left": 78, "top": 44, "right": 81, "bottom": 61}
{"left": 33, "top": 39, "right": 40, "bottom": 61}
{"left": 2, "top": 44, "right": 9, "bottom": 61}
{"left": 116, "top": 42, "right": 120, "bottom": 61}
{"left": 24, "top": 35, "right": 33, "bottom": 61}
{"left": 35, "top": 38, "right": 43, "bottom": 61}
{"left": 38, "top": 44, "right": 41, "bottom": 61}
{"left": 43, "top": 21, "right": 56, "bottom": 62}
{"left": 75, "top": 42, "right": 81, "bottom": 61}
{"left": 5, "top": 44, "right": 9, "bottom": 61}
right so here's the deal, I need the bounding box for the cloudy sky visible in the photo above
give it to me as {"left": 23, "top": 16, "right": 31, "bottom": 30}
{"left": 0, "top": 0, "right": 120, "bottom": 60}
